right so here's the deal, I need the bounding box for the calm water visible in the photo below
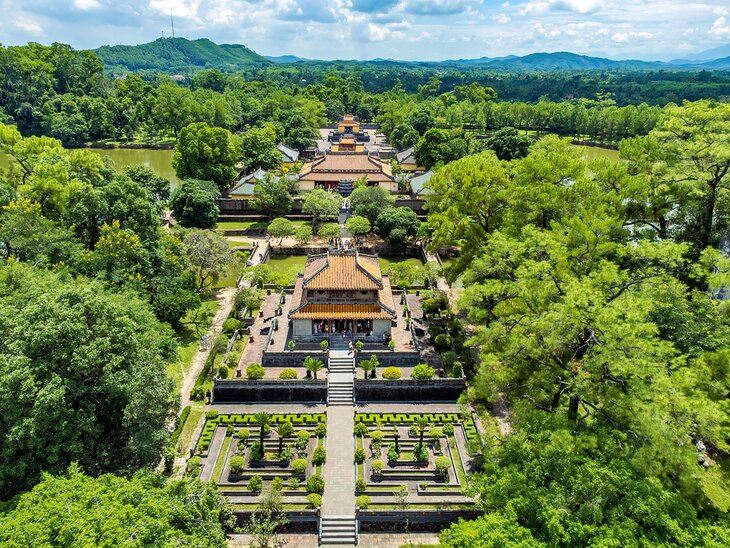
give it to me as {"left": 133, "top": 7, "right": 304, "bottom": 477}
{"left": 378, "top": 256, "right": 424, "bottom": 271}
{"left": 0, "top": 148, "right": 179, "bottom": 187}
{"left": 580, "top": 145, "right": 620, "bottom": 162}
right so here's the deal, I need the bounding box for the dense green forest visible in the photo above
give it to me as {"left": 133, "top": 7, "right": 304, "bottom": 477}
{"left": 426, "top": 101, "right": 730, "bottom": 545}
{"left": 1, "top": 42, "right": 729, "bottom": 152}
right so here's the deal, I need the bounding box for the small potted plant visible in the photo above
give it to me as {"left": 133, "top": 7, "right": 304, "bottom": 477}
{"left": 320, "top": 340, "right": 329, "bottom": 352}
{"left": 288, "top": 340, "right": 296, "bottom": 351}
{"left": 388, "top": 340, "right": 395, "bottom": 351}
{"left": 355, "top": 340, "right": 364, "bottom": 353}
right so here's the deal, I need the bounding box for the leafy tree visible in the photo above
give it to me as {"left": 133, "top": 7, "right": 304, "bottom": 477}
{"left": 295, "top": 225, "right": 313, "bottom": 246}
{"left": 254, "top": 412, "right": 271, "bottom": 449}
{"left": 252, "top": 174, "right": 293, "bottom": 220}
{"left": 268, "top": 217, "right": 294, "bottom": 245}
{"left": 0, "top": 197, "right": 82, "bottom": 266}
{"left": 652, "top": 100, "right": 730, "bottom": 251}
{"left": 122, "top": 164, "right": 170, "bottom": 211}
{"left": 276, "top": 421, "right": 294, "bottom": 455}
{"left": 349, "top": 185, "right": 394, "bottom": 225}
{"left": 170, "top": 178, "right": 220, "bottom": 229}
{"left": 182, "top": 228, "right": 233, "bottom": 292}
{"left": 241, "top": 124, "right": 281, "bottom": 172}
{"left": 486, "top": 126, "right": 532, "bottom": 160}
{"left": 304, "top": 356, "right": 324, "bottom": 379}
{"left": 374, "top": 207, "right": 420, "bottom": 246}
{"left": 345, "top": 215, "right": 371, "bottom": 239}
{"left": 318, "top": 223, "right": 341, "bottom": 239}
{"left": 302, "top": 189, "right": 341, "bottom": 231}
{"left": 385, "top": 262, "right": 419, "bottom": 289}
{"left": 0, "top": 465, "right": 233, "bottom": 546}
{"left": 172, "top": 122, "right": 239, "bottom": 191}
{"left": 0, "top": 263, "right": 177, "bottom": 496}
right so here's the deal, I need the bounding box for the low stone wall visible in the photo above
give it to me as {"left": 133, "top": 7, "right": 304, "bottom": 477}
{"left": 262, "top": 351, "right": 312, "bottom": 367}
{"left": 358, "top": 509, "right": 481, "bottom": 530}
{"left": 235, "top": 510, "right": 318, "bottom": 528}
{"left": 355, "top": 351, "right": 422, "bottom": 367}
{"left": 354, "top": 378, "right": 466, "bottom": 402}
{"left": 213, "top": 379, "right": 327, "bottom": 403}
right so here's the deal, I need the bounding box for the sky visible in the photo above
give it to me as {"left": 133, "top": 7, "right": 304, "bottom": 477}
{"left": 0, "top": 0, "right": 729, "bottom": 61}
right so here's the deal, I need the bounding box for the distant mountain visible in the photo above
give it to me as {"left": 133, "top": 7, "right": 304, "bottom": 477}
{"left": 673, "top": 43, "right": 730, "bottom": 62}
{"left": 443, "top": 55, "right": 518, "bottom": 64}
{"left": 94, "top": 37, "right": 270, "bottom": 73}
{"left": 694, "top": 55, "right": 730, "bottom": 70}
{"left": 450, "top": 52, "right": 667, "bottom": 70}
{"left": 266, "top": 55, "right": 307, "bottom": 64}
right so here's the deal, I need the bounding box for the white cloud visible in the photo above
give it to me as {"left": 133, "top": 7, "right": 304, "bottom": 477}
{"left": 14, "top": 17, "right": 43, "bottom": 35}
{"left": 493, "top": 13, "right": 511, "bottom": 23}
{"left": 709, "top": 16, "right": 730, "bottom": 38}
{"left": 612, "top": 31, "right": 653, "bottom": 43}
{"left": 74, "top": 0, "right": 101, "bottom": 9}
{"left": 519, "top": 0, "right": 602, "bottom": 16}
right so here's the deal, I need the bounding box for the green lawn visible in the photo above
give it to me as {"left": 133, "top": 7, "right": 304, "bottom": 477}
{"left": 213, "top": 261, "right": 241, "bottom": 289}
{"left": 177, "top": 404, "right": 205, "bottom": 456}
{"left": 216, "top": 221, "right": 268, "bottom": 231}
{"left": 167, "top": 298, "right": 220, "bottom": 391}
{"left": 227, "top": 238, "right": 252, "bottom": 247}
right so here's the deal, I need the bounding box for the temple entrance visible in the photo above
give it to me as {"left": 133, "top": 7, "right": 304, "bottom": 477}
{"left": 311, "top": 319, "right": 372, "bottom": 336}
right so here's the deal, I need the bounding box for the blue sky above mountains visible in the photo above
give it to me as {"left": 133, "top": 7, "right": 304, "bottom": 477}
{"left": 0, "top": 0, "right": 728, "bottom": 61}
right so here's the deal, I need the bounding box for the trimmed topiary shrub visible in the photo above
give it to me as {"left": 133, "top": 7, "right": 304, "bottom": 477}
{"left": 371, "top": 459, "right": 385, "bottom": 474}
{"left": 279, "top": 368, "right": 298, "bottom": 379}
{"left": 229, "top": 455, "right": 245, "bottom": 473}
{"left": 434, "top": 456, "right": 451, "bottom": 475}
{"left": 354, "top": 447, "right": 366, "bottom": 464}
{"left": 443, "top": 423, "right": 454, "bottom": 436}
{"left": 312, "top": 446, "right": 327, "bottom": 465}
{"left": 222, "top": 318, "right": 242, "bottom": 334}
{"left": 246, "top": 363, "right": 265, "bottom": 379}
{"left": 356, "top": 478, "right": 367, "bottom": 492}
{"left": 434, "top": 333, "right": 452, "bottom": 349}
{"left": 315, "top": 423, "right": 327, "bottom": 437}
{"left": 452, "top": 361, "right": 464, "bottom": 378}
{"left": 291, "top": 458, "right": 307, "bottom": 475}
{"left": 238, "top": 428, "right": 251, "bottom": 441}
{"left": 248, "top": 475, "right": 263, "bottom": 492}
{"left": 206, "top": 409, "right": 219, "bottom": 420}
{"left": 306, "top": 493, "right": 322, "bottom": 508}
{"left": 409, "top": 424, "right": 419, "bottom": 436}
{"left": 370, "top": 430, "right": 384, "bottom": 443}
{"left": 356, "top": 495, "right": 371, "bottom": 509}
{"left": 382, "top": 367, "right": 401, "bottom": 379}
{"left": 307, "top": 474, "right": 325, "bottom": 494}
{"left": 218, "top": 365, "right": 229, "bottom": 379}
{"left": 416, "top": 445, "right": 429, "bottom": 462}
{"left": 354, "top": 422, "right": 369, "bottom": 436}
{"left": 412, "top": 363, "right": 435, "bottom": 379}
{"left": 271, "top": 477, "right": 283, "bottom": 491}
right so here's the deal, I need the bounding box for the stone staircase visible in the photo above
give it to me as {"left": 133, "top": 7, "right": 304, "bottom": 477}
{"left": 327, "top": 350, "right": 354, "bottom": 406}
{"left": 319, "top": 515, "right": 358, "bottom": 545}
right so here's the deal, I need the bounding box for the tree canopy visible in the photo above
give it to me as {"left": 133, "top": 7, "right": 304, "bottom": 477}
{"left": 0, "top": 465, "right": 233, "bottom": 547}
{"left": 0, "top": 263, "right": 177, "bottom": 496}
{"left": 172, "top": 122, "right": 239, "bottom": 191}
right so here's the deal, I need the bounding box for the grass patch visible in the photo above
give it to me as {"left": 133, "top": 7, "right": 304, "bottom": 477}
{"left": 168, "top": 298, "right": 219, "bottom": 391}
{"left": 216, "top": 221, "right": 268, "bottom": 231}
{"left": 211, "top": 434, "right": 233, "bottom": 484}
{"left": 357, "top": 436, "right": 364, "bottom": 481}
{"left": 177, "top": 404, "right": 205, "bottom": 456}
{"left": 700, "top": 461, "right": 730, "bottom": 513}
{"left": 227, "top": 238, "right": 252, "bottom": 247}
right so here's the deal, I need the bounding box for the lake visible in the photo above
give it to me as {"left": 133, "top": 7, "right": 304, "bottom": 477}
{"left": 0, "top": 147, "right": 180, "bottom": 187}
{"left": 579, "top": 145, "right": 620, "bottom": 162}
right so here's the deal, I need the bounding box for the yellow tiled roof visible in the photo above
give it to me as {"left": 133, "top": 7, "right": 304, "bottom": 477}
{"left": 304, "top": 253, "right": 382, "bottom": 290}
{"left": 290, "top": 303, "right": 394, "bottom": 320}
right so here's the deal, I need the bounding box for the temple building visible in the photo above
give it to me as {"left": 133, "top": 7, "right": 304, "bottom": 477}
{"left": 298, "top": 152, "right": 397, "bottom": 194}
{"left": 328, "top": 115, "right": 370, "bottom": 146}
{"left": 288, "top": 250, "right": 396, "bottom": 341}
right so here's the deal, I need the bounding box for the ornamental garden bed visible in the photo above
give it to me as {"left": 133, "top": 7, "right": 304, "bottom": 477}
{"left": 189, "top": 412, "right": 327, "bottom": 512}
{"left": 352, "top": 412, "right": 480, "bottom": 512}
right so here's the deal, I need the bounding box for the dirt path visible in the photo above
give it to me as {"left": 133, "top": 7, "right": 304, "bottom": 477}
{"left": 178, "top": 287, "right": 236, "bottom": 410}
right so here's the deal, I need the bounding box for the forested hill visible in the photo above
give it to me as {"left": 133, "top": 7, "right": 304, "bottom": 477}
{"left": 445, "top": 51, "right": 666, "bottom": 70}
{"left": 94, "top": 37, "right": 271, "bottom": 73}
